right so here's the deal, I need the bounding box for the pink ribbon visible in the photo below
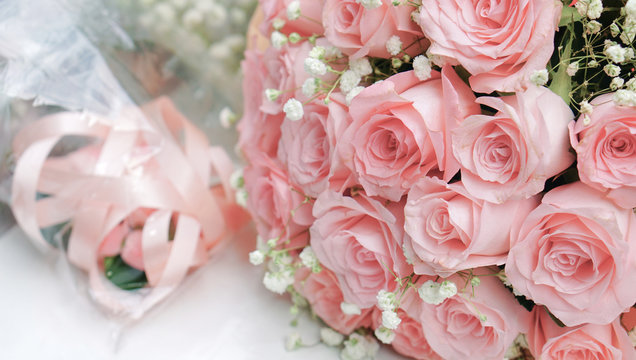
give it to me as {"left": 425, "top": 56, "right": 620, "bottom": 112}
{"left": 11, "top": 97, "right": 243, "bottom": 318}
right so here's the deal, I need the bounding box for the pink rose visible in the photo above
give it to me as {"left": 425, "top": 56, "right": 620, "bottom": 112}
{"left": 240, "top": 41, "right": 338, "bottom": 159}
{"left": 570, "top": 93, "right": 636, "bottom": 208}
{"left": 243, "top": 153, "right": 314, "bottom": 248}
{"left": 506, "top": 182, "right": 636, "bottom": 326}
{"left": 402, "top": 270, "right": 531, "bottom": 360}
{"left": 370, "top": 309, "right": 443, "bottom": 360}
{"left": 339, "top": 67, "right": 480, "bottom": 201}
{"left": 322, "top": 0, "right": 427, "bottom": 59}
{"left": 294, "top": 267, "right": 372, "bottom": 334}
{"left": 452, "top": 85, "right": 574, "bottom": 204}
{"left": 259, "top": 0, "right": 325, "bottom": 37}
{"left": 403, "top": 176, "right": 538, "bottom": 277}
{"left": 527, "top": 307, "right": 636, "bottom": 360}
{"left": 238, "top": 50, "right": 285, "bottom": 159}
{"left": 277, "top": 95, "right": 351, "bottom": 197}
{"left": 310, "top": 191, "right": 411, "bottom": 308}
{"left": 418, "top": 0, "right": 562, "bottom": 93}
{"left": 98, "top": 208, "right": 156, "bottom": 271}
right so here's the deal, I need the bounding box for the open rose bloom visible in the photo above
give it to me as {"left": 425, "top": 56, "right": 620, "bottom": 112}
{"left": 239, "top": 0, "right": 636, "bottom": 358}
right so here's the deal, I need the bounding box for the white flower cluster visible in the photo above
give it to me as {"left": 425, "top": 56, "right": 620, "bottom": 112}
{"left": 603, "top": 41, "right": 635, "bottom": 64}
{"left": 418, "top": 280, "right": 457, "bottom": 305}
{"left": 356, "top": 0, "right": 383, "bottom": 10}
{"left": 622, "top": 0, "right": 636, "bottom": 44}
{"left": 576, "top": 0, "right": 603, "bottom": 20}
{"left": 299, "top": 246, "right": 322, "bottom": 272}
{"left": 341, "top": 333, "right": 379, "bottom": 360}
{"left": 613, "top": 89, "right": 636, "bottom": 106}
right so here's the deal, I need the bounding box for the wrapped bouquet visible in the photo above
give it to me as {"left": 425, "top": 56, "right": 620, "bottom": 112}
{"left": 1, "top": 0, "right": 249, "bottom": 323}
{"left": 238, "top": 0, "right": 636, "bottom": 359}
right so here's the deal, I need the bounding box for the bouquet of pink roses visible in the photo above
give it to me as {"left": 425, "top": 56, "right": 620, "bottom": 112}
{"left": 238, "top": 0, "right": 636, "bottom": 359}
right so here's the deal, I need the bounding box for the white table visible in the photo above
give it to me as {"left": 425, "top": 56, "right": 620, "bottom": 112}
{"left": 0, "top": 226, "right": 405, "bottom": 359}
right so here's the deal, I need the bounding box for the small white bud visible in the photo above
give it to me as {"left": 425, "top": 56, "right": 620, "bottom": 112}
{"left": 182, "top": 9, "right": 204, "bottom": 29}
{"left": 566, "top": 62, "right": 579, "bottom": 77}
{"left": 288, "top": 32, "right": 301, "bottom": 43}
{"left": 285, "top": 333, "right": 303, "bottom": 351}
{"left": 374, "top": 327, "right": 396, "bottom": 344}
{"left": 381, "top": 310, "right": 401, "bottom": 330}
{"left": 613, "top": 89, "right": 636, "bottom": 106}
{"left": 235, "top": 189, "right": 248, "bottom": 207}
{"left": 283, "top": 98, "right": 304, "bottom": 121}
{"left": 320, "top": 327, "right": 345, "bottom": 346}
{"left": 626, "top": 0, "right": 636, "bottom": 18}
{"left": 301, "top": 78, "right": 319, "bottom": 97}
{"left": 299, "top": 246, "right": 320, "bottom": 269}
{"left": 340, "top": 302, "right": 362, "bottom": 315}
{"left": 340, "top": 70, "right": 362, "bottom": 94}
{"left": 611, "top": 22, "right": 621, "bottom": 37}
{"left": 439, "top": 280, "right": 458, "bottom": 298}
{"left": 349, "top": 57, "right": 373, "bottom": 76}
{"left": 604, "top": 64, "right": 621, "bottom": 77}
{"left": 230, "top": 168, "right": 244, "bottom": 189}
{"left": 418, "top": 280, "right": 446, "bottom": 305}
{"left": 271, "top": 31, "right": 288, "bottom": 49}
{"left": 345, "top": 86, "right": 365, "bottom": 106}
{"left": 605, "top": 43, "right": 627, "bottom": 63}
{"left": 586, "top": 20, "right": 602, "bottom": 34}
{"left": 265, "top": 88, "right": 282, "bottom": 101}
{"left": 386, "top": 35, "right": 403, "bottom": 56}
{"left": 249, "top": 250, "right": 265, "bottom": 265}
{"left": 263, "top": 269, "right": 295, "bottom": 294}
{"left": 219, "top": 107, "right": 237, "bottom": 128}
{"left": 357, "top": 0, "right": 383, "bottom": 10}
{"left": 304, "top": 57, "right": 327, "bottom": 76}
{"left": 611, "top": 77, "right": 625, "bottom": 90}
{"left": 272, "top": 18, "right": 286, "bottom": 30}
{"left": 471, "top": 277, "right": 481, "bottom": 287}
{"left": 530, "top": 69, "right": 549, "bottom": 86}
{"left": 413, "top": 55, "right": 432, "bottom": 81}
{"left": 286, "top": 0, "right": 301, "bottom": 20}
{"left": 309, "top": 46, "right": 327, "bottom": 59}
{"left": 376, "top": 290, "right": 397, "bottom": 311}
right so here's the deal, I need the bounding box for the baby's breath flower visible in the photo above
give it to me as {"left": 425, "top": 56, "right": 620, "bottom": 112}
{"left": 340, "top": 302, "right": 362, "bottom": 315}
{"left": 381, "top": 310, "right": 401, "bottom": 330}
{"left": 285, "top": 333, "right": 303, "bottom": 351}
{"left": 265, "top": 88, "right": 282, "bottom": 101}
{"left": 272, "top": 18, "right": 286, "bottom": 30}
{"left": 263, "top": 269, "right": 295, "bottom": 294}
{"left": 321, "top": 327, "right": 345, "bottom": 346}
{"left": 586, "top": 20, "right": 602, "bottom": 34}
{"left": 182, "top": 9, "right": 204, "bottom": 29}
{"left": 576, "top": 0, "right": 603, "bottom": 19}
{"left": 589, "top": 60, "right": 599, "bottom": 68}
{"left": 626, "top": 0, "right": 636, "bottom": 19}
{"left": 391, "top": 57, "right": 403, "bottom": 68}
{"left": 235, "top": 188, "right": 248, "bottom": 207}
{"left": 299, "top": 246, "right": 320, "bottom": 269}
{"left": 413, "top": 55, "right": 432, "bottom": 81}
{"left": 283, "top": 98, "right": 304, "bottom": 121}
{"left": 614, "top": 89, "right": 636, "bottom": 106}
{"left": 530, "top": 69, "right": 549, "bottom": 86}
{"left": 304, "top": 57, "right": 327, "bottom": 76}
{"left": 341, "top": 334, "right": 379, "bottom": 360}
{"left": 249, "top": 250, "right": 265, "bottom": 265}
{"left": 346, "top": 86, "right": 365, "bottom": 105}
{"left": 604, "top": 43, "right": 627, "bottom": 63}
{"left": 611, "top": 77, "right": 625, "bottom": 90}
{"left": 286, "top": 0, "right": 301, "bottom": 20}
{"left": 288, "top": 32, "right": 301, "bottom": 43}
{"left": 418, "top": 280, "right": 446, "bottom": 305}
{"left": 357, "top": 0, "right": 383, "bottom": 10}
{"left": 471, "top": 277, "right": 481, "bottom": 287}
{"left": 580, "top": 100, "right": 594, "bottom": 114}
{"left": 386, "top": 35, "right": 403, "bottom": 56}
{"left": 230, "top": 168, "right": 244, "bottom": 189}
{"left": 439, "top": 280, "right": 458, "bottom": 298}
{"left": 567, "top": 62, "right": 579, "bottom": 77}
{"left": 377, "top": 290, "right": 397, "bottom": 311}
{"left": 349, "top": 57, "right": 373, "bottom": 76}
{"left": 271, "top": 31, "right": 288, "bottom": 49}
{"left": 301, "top": 78, "right": 319, "bottom": 97}
{"left": 604, "top": 64, "right": 621, "bottom": 77}
{"left": 374, "top": 327, "right": 396, "bottom": 344}
{"left": 626, "top": 78, "right": 636, "bottom": 91}
{"left": 611, "top": 22, "right": 621, "bottom": 37}
{"left": 219, "top": 107, "right": 237, "bottom": 128}
{"left": 309, "top": 46, "right": 326, "bottom": 59}
{"left": 340, "top": 70, "right": 362, "bottom": 94}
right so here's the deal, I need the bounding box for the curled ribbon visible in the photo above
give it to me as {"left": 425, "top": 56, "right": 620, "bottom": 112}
{"left": 11, "top": 97, "right": 245, "bottom": 319}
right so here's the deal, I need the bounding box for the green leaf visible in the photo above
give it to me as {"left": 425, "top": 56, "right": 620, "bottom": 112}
{"left": 549, "top": 34, "right": 574, "bottom": 106}
{"left": 559, "top": 6, "right": 583, "bottom": 27}
{"left": 40, "top": 221, "right": 71, "bottom": 249}
{"left": 103, "top": 255, "right": 148, "bottom": 291}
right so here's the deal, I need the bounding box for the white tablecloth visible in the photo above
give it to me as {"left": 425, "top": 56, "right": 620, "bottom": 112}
{"left": 0, "top": 226, "right": 405, "bottom": 360}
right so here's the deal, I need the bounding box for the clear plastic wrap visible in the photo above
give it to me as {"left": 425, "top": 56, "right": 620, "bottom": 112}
{"left": 0, "top": 0, "right": 248, "bottom": 330}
